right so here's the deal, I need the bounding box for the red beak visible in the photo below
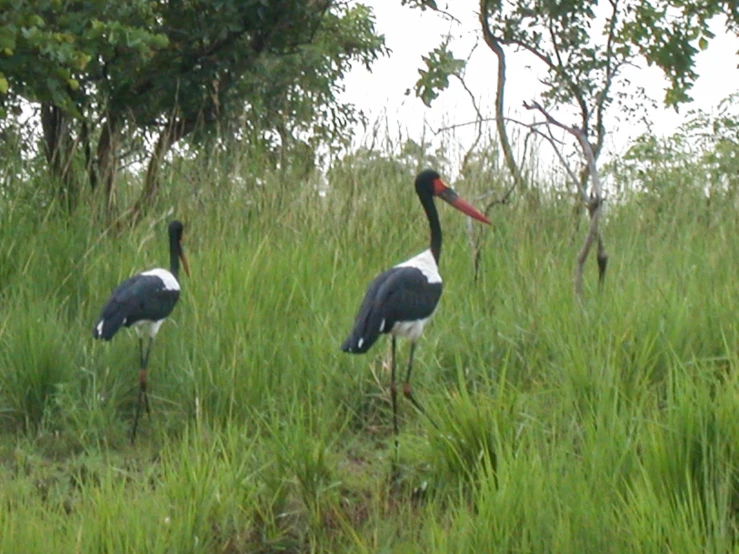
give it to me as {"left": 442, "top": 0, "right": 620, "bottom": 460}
{"left": 434, "top": 179, "right": 490, "bottom": 224}
{"left": 180, "top": 252, "right": 191, "bottom": 278}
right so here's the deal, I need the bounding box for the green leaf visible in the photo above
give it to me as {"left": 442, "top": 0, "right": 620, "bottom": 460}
{"left": 413, "top": 42, "right": 466, "bottom": 107}
{"left": 0, "top": 28, "right": 16, "bottom": 52}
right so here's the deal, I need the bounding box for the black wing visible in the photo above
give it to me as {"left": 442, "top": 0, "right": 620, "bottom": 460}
{"left": 92, "top": 274, "right": 180, "bottom": 341}
{"left": 341, "top": 267, "right": 443, "bottom": 354}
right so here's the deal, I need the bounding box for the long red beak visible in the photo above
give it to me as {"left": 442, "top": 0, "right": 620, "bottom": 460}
{"left": 448, "top": 195, "right": 491, "bottom": 224}
{"left": 435, "top": 180, "right": 490, "bottom": 224}
{"left": 180, "top": 252, "right": 191, "bottom": 278}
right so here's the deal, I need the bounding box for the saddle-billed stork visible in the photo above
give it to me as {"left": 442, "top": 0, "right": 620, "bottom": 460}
{"left": 92, "top": 220, "right": 190, "bottom": 443}
{"left": 341, "top": 169, "right": 489, "bottom": 440}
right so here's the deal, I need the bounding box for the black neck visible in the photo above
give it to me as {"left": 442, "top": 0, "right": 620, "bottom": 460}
{"left": 169, "top": 238, "right": 180, "bottom": 279}
{"left": 420, "top": 191, "right": 442, "bottom": 263}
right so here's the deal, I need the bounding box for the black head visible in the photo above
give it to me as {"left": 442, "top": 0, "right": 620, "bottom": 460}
{"left": 168, "top": 220, "right": 185, "bottom": 242}
{"left": 167, "top": 220, "right": 190, "bottom": 277}
{"left": 414, "top": 169, "right": 443, "bottom": 197}
{"left": 414, "top": 169, "right": 491, "bottom": 224}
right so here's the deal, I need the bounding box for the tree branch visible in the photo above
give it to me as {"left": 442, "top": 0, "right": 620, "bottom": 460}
{"left": 593, "top": 0, "right": 620, "bottom": 161}
{"left": 468, "top": 2, "right": 531, "bottom": 282}
{"left": 453, "top": 72, "right": 484, "bottom": 173}
{"left": 524, "top": 100, "right": 607, "bottom": 296}
{"left": 479, "top": 4, "right": 524, "bottom": 191}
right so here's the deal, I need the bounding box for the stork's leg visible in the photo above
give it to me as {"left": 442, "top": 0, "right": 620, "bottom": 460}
{"left": 138, "top": 337, "right": 145, "bottom": 368}
{"left": 402, "top": 343, "right": 439, "bottom": 430}
{"left": 388, "top": 336, "right": 402, "bottom": 472}
{"left": 390, "top": 336, "right": 399, "bottom": 441}
{"left": 141, "top": 337, "right": 153, "bottom": 416}
{"left": 131, "top": 337, "right": 153, "bottom": 444}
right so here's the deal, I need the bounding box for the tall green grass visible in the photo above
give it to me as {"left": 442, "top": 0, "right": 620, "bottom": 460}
{"left": 1, "top": 147, "right": 739, "bottom": 552}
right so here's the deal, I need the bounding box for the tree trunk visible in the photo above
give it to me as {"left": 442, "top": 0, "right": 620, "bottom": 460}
{"left": 95, "top": 115, "right": 121, "bottom": 214}
{"left": 81, "top": 119, "right": 95, "bottom": 191}
{"left": 523, "top": 101, "right": 608, "bottom": 297}
{"left": 128, "top": 116, "right": 196, "bottom": 223}
{"left": 573, "top": 138, "right": 606, "bottom": 297}
{"left": 40, "top": 103, "right": 78, "bottom": 211}
{"left": 468, "top": 3, "right": 527, "bottom": 282}
{"left": 479, "top": 3, "right": 524, "bottom": 192}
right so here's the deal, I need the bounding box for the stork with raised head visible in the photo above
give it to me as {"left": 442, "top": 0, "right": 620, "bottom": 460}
{"left": 341, "top": 169, "right": 490, "bottom": 439}
{"left": 92, "top": 220, "right": 190, "bottom": 443}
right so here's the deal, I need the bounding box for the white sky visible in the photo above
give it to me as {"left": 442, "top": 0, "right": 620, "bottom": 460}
{"left": 341, "top": 0, "right": 739, "bottom": 175}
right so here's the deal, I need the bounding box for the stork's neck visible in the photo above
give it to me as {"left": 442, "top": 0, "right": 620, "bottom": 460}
{"left": 169, "top": 239, "right": 180, "bottom": 280}
{"left": 420, "top": 192, "right": 442, "bottom": 263}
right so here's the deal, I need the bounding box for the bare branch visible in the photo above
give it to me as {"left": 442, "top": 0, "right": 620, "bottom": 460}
{"left": 463, "top": 1, "right": 532, "bottom": 283}
{"left": 452, "top": 73, "right": 484, "bottom": 173}
{"left": 545, "top": 18, "right": 589, "bottom": 130}
{"left": 540, "top": 127, "right": 585, "bottom": 199}
{"left": 433, "top": 7, "right": 462, "bottom": 25}
{"left": 523, "top": 99, "right": 607, "bottom": 296}
{"left": 523, "top": 100, "right": 575, "bottom": 133}
{"left": 502, "top": 36, "right": 556, "bottom": 70}
{"left": 404, "top": 0, "right": 463, "bottom": 25}
{"left": 435, "top": 117, "right": 496, "bottom": 134}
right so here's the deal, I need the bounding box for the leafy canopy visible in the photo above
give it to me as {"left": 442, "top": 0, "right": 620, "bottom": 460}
{"left": 0, "top": 0, "right": 387, "bottom": 210}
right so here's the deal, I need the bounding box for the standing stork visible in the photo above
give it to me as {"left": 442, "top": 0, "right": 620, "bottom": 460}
{"left": 341, "top": 169, "right": 489, "bottom": 440}
{"left": 92, "top": 220, "right": 190, "bottom": 443}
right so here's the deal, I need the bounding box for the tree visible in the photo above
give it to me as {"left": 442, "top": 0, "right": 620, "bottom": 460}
{"left": 409, "top": 0, "right": 628, "bottom": 295}
{"left": 212, "top": 3, "right": 387, "bottom": 176}
{"left": 404, "top": 0, "right": 737, "bottom": 296}
{"left": 624, "top": 0, "right": 738, "bottom": 106}
{"left": 0, "top": 0, "right": 386, "bottom": 216}
{"left": 608, "top": 92, "right": 739, "bottom": 201}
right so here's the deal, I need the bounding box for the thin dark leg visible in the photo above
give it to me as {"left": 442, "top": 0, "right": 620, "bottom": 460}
{"left": 402, "top": 343, "right": 439, "bottom": 430}
{"left": 390, "top": 336, "right": 399, "bottom": 441}
{"left": 138, "top": 337, "right": 145, "bottom": 369}
{"left": 389, "top": 337, "right": 401, "bottom": 476}
{"left": 131, "top": 337, "right": 153, "bottom": 444}
{"left": 141, "top": 337, "right": 153, "bottom": 417}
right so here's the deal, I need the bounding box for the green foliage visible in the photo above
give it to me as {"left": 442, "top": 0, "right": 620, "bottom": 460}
{"left": 608, "top": 92, "right": 739, "bottom": 199}
{"left": 4, "top": 132, "right": 739, "bottom": 549}
{"left": 623, "top": 0, "right": 737, "bottom": 106}
{"left": 218, "top": 3, "right": 388, "bottom": 161}
{"left": 0, "top": 0, "right": 167, "bottom": 115}
{"left": 0, "top": 0, "right": 387, "bottom": 212}
{"left": 0, "top": 302, "right": 76, "bottom": 431}
{"left": 414, "top": 41, "right": 465, "bottom": 107}
{"left": 478, "top": 0, "right": 635, "bottom": 136}
{"left": 400, "top": 0, "right": 439, "bottom": 10}
{"left": 409, "top": 0, "right": 737, "bottom": 117}
{"left": 410, "top": 0, "right": 642, "bottom": 194}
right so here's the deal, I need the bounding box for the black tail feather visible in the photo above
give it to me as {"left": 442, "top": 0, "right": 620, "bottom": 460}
{"left": 341, "top": 269, "right": 396, "bottom": 354}
{"left": 341, "top": 331, "right": 380, "bottom": 354}
{"left": 92, "top": 312, "right": 126, "bottom": 341}
{"left": 341, "top": 308, "right": 384, "bottom": 354}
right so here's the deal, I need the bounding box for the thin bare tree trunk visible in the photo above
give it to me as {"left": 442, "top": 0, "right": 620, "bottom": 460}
{"left": 569, "top": 125, "right": 606, "bottom": 296}
{"left": 524, "top": 101, "right": 608, "bottom": 297}
{"left": 479, "top": 2, "right": 524, "bottom": 193}
{"left": 40, "top": 103, "right": 78, "bottom": 211}
{"left": 468, "top": 2, "right": 527, "bottom": 281}
{"left": 128, "top": 116, "right": 196, "bottom": 224}
{"left": 95, "top": 115, "right": 121, "bottom": 215}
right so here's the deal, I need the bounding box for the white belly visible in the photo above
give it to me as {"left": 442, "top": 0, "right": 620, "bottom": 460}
{"left": 133, "top": 319, "right": 166, "bottom": 339}
{"left": 390, "top": 317, "right": 431, "bottom": 342}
